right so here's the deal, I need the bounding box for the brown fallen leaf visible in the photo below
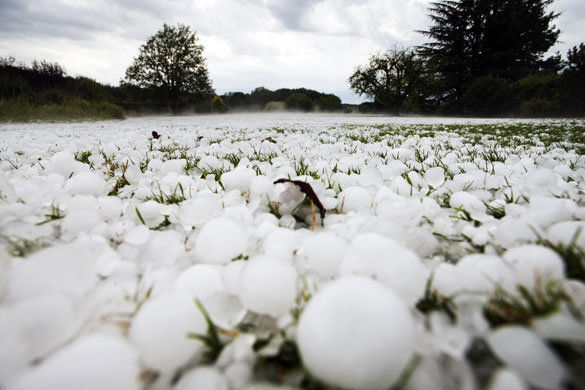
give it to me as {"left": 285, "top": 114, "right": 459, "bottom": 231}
{"left": 273, "top": 178, "right": 326, "bottom": 220}
{"left": 151, "top": 131, "right": 160, "bottom": 139}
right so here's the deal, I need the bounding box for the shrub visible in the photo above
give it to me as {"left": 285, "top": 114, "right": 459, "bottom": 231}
{"left": 264, "top": 101, "right": 285, "bottom": 111}
{"left": 210, "top": 96, "right": 227, "bottom": 113}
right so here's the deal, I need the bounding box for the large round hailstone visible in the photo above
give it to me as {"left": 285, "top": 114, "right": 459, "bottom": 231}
{"left": 455, "top": 254, "right": 515, "bottom": 294}
{"left": 492, "top": 217, "right": 538, "bottom": 249}
{"left": 139, "top": 230, "right": 183, "bottom": 266}
{"left": 547, "top": 220, "right": 585, "bottom": 249}
{"left": 221, "top": 167, "right": 256, "bottom": 192}
{"left": 503, "top": 245, "right": 564, "bottom": 288}
{"left": 522, "top": 168, "right": 560, "bottom": 196}
{"left": 249, "top": 175, "right": 273, "bottom": 200}
{"left": 60, "top": 209, "right": 102, "bottom": 240}
{"left": 174, "top": 264, "right": 225, "bottom": 299}
{"left": 299, "top": 232, "right": 348, "bottom": 278}
{"left": 135, "top": 200, "right": 166, "bottom": 228}
{"left": 65, "top": 171, "right": 106, "bottom": 195}
{"left": 488, "top": 369, "right": 527, "bottom": 390}
{"left": 239, "top": 256, "right": 297, "bottom": 317}
{"left": 424, "top": 166, "right": 445, "bottom": 188}
{"left": 195, "top": 217, "right": 248, "bottom": 264}
{"left": 340, "top": 186, "right": 372, "bottom": 212}
{"left": 178, "top": 195, "right": 219, "bottom": 226}
{"left": 1, "top": 294, "right": 79, "bottom": 367}
{"left": 129, "top": 293, "right": 206, "bottom": 372}
{"left": 297, "top": 276, "right": 415, "bottom": 390}
{"left": 160, "top": 159, "right": 186, "bottom": 175}
{"left": 12, "top": 333, "right": 140, "bottom": 390}
{"left": 7, "top": 240, "right": 101, "bottom": 300}
{"left": 376, "top": 197, "right": 423, "bottom": 225}
{"left": 487, "top": 326, "right": 565, "bottom": 389}
{"left": 340, "top": 233, "right": 427, "bottom": 305}
{"left": 449, "top": 191, "right": 486, "bottom": 219}
{"left": 46, "top": 151, "right": 78, "bottom": 177}
{"left": 175, "top": 366, "right": 229, "bottom": 390}
{"left": 358, "top": 166, "right": 383, "bottom": 187}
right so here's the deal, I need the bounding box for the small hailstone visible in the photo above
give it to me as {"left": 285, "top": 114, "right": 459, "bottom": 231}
{"left": 178, "top": 194, "right": 219, "bottom": 226}
{"left": 239, "top": 256, "right": 297, "bottom": 317}
{"left": 455, "top": 254, "right": 515, "bottom": 294}
{"left": 532, "top": 312, "right": 585, "bottom": 343}
{"left": 46, "top": 151, "right": 80, "bottom": 177}
{"left": 376, "top": 197, "right": 423, "bottom": 225}
{"left": 60, "top": 209, "right": 102, "bottom": 240}
{"left": 140, "top": 230, "right": 183, "bottom": 266}
{"left": 221, "top": 167, "right": 256, "bottom": 192}
{"left": 486, "top": 326, "right": 565, "bottom": 389}
{"left": 249, "top": 175, "right": 273, "bottom": 200}
{"left": 424, "top": 166, "right": 445, "bottom": 188}
{"left": 297, "top": 276, "right": 415, "bottom": 390}
{"left": 129, "top": 293, "right": 206, "bottom": 372}
{"left": 503, "top": 245, "right": 564, "bottom": 288}
{"left": 124, "top": 224, "right": 151, "bottom": 245}
{"left": 160, "top": 159, "right": 186, "bottom": 175}
{"left": 339, "top": 186, "right": 372, "bottom": 212}
{"left": 65, "top": 171, "right": 106, "bottom": 195}
{"left": 12, "top": 333, "right": 140, "bottom": 390}
{"left": 547, "top": 220, "right": 585, "bottom": 249}
{"left": 195, "top": 217, "right": 248, "bottom": 264}
{"left": 135, "top": 200, "right": 166, "bottom": 228}
{"left": 487, "top": 369, "right": 528, "bottom": 390}
{"left": 340, "top": 233, "right": 427, "bottom": 305}
{"left": 174, "top": 264, "right": 225, "bottom": 300}
{"left": 358, "top": 166, "right": 383, "bottom": 187}
{"left": 298, "top": 232, "right": 348, "bottom": 278}
{"left": 174, "top": 366, "right": 229, "bottom": 390}
{"left": 522, "top": 168, "right": 560, "bottom": 196}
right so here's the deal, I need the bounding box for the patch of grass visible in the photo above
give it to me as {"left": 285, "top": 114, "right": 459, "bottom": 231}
{"left": 35, "top": 204, "right": 65, "bottom": 225}
{"left": 535, "top": 227, "right": 585, "bottom": 283}
{"left": 416, "top": 275, "right": 458, "bottom": 323}
{"left": 188, "top": 299, "right": 225, "bottom": 362}
{"left": 483, "top": 279, "right": 580, "bottom": 328}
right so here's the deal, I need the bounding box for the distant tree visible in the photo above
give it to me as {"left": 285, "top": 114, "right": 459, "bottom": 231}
{"left": 561, "top": 43, "right": 585, "bottom": 115}
{"left": 318, "top": 94, "right": 342, "bottom": 111}
{"left": 285, "top": 93, "right": 313, "bottom": 111}
{"left": 349, "top": 47, "right": 425, "bottom": 115}
{"left": 419, "top": 0, "right": 560, "bottom": 109}
{"left": 124, "top": 23, "right": 214, "bottom": 113}
{"left": 210, "top": 96, "right": 227, "bottom": 113}
{"left": 566, "top": 43, "right": 585, "bottom": 73}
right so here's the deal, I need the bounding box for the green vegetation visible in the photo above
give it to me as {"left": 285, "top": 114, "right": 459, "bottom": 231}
{"left": 351, "top": 0, "right": 585, "bottom": 117}
{"left": 210, "top": 96, "right": 227, "bottom": 113}
{"left": 124, "top": 23, "right": 214, "bottom": 114}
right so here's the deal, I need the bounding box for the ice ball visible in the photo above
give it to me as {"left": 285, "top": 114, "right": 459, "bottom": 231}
{"left": 12, "top": 333, "right": 140, "bottom": 390}
{"left": 129, "top": 293, "right": 206, "bottom": 372}
{"left": 297, "top": 276, "right": 415, "bottom": 389}
{"left": 195, "top": 217, "right": 248, "bottom": 264}
{"left": 487, "top": 326, "right": 564, "bottom": 389}
{"left": 239, "top": 256, "right": 297, "bottom": 317}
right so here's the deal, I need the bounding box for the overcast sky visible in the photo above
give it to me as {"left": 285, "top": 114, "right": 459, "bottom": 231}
{"left": 1, "top": 0, "right": 583, "bottom": 104}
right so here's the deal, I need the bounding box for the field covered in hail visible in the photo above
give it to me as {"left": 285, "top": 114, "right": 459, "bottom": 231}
{"left": 1, "top": 113, "right": 585, "bottom": 390}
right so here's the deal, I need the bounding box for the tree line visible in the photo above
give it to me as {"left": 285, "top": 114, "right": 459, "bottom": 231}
{"left": 350, "top": 0, "right": 585, "bottom": 117}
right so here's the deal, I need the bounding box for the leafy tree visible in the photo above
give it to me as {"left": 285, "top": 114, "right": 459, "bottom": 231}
{"left": 318, "top": 94, "right": 342, "bottom": 111}
{"left": 210, "top": 96, "right": 227, "bottom": 113}
{"left": 285, "top": 93, "right": 313, "bottom": 111}
{"left": 566, "top": 43, "right": 585, "bottom": 73}
{"left": 124, "top": 23, "right": 214, "bottom": 113}
{"left": 348, "top": 47, "right": 425, "bottom": 115}
{"left": 419, "top": 0, "right": 560, "bottom": 110}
